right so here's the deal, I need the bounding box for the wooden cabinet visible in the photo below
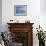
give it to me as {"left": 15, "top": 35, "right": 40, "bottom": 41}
{"left": 7, "top": 23, "right": 34, "bottom": 46}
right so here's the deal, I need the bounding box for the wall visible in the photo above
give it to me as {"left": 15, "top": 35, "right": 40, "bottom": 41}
{"left": 0, "top": 0, "right": 2, "bottom": 32}
{"left": 2, "top": 0, "right": 40, "bottom": 30}
{"left": 2, "top": 0, "right": 41, "bottom": 46}
{"left": 40, "top": 0, "right": 46, "bottom": 32}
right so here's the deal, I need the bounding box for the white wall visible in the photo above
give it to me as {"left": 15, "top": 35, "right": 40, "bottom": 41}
{"left": 0, "top": 0, "right": 2, "bottom": 32}
{"left": 40, "top": 0, "right": 46, "bottom": 13}
{"left": 40, "top": 0, "right": 46, "bottom": 31}
{"left": 2, "top": 0, "right": 40, "bottom": 30}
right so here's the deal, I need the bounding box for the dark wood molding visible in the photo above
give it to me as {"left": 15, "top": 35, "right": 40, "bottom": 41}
{"left": 7, "top": 23, "right": 34, "bottom": 46}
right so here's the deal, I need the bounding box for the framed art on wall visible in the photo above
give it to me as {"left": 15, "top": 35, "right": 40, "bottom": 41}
{"left": 14, "top": 5, "right": 27, "bottom": 16}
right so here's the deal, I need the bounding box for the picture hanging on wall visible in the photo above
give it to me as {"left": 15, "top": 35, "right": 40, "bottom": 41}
{"left": 14, "top": 5, "right": 27, "bottom": 16}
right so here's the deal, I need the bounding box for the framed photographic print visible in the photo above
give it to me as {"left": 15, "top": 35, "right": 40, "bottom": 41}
{"left": 14, "top": 5, "right": 27, "bottom": 16}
